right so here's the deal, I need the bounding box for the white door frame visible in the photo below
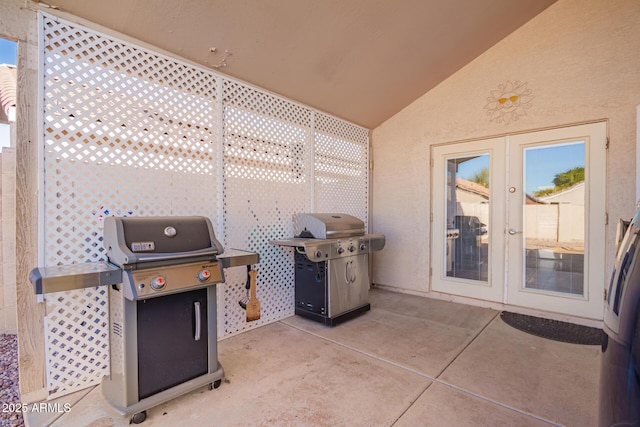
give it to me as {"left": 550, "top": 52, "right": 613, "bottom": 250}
{"left": 431, "top": 121, "right": 607, "bottom": 320}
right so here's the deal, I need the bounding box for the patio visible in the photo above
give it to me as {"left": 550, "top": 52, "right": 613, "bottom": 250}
{"left": 25, "top": 289, "right": 601, "bottom": 427}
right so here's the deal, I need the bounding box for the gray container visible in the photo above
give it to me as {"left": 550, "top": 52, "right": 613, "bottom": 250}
{"left": 600, "top": 214, "right": 640, "bottom": 426}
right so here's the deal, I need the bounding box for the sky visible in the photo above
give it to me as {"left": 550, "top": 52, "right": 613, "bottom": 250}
{"left": 524, "top": 141, "right": 584, "bottom": 194}
{"left": 0, "top": 38, "right": 17, "bottom": 65}
{"left": 456, "top": 140, "right": 585, "bottom": 195}
{"left": 456, "top": 154, "right": 489, "bottom": 184}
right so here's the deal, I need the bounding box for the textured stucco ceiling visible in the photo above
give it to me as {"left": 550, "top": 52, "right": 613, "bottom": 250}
{"left": 45, "top": 0, "right": 556, "bottom": 129}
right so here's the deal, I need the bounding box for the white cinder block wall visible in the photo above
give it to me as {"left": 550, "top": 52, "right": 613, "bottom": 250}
{"left": 0, "top": 148, "right": 16, "bottom": 334}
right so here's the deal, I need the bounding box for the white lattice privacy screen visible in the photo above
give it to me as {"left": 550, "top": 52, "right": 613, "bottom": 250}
{"left": 39, "top": 12, "right": 369, "bottom": 397}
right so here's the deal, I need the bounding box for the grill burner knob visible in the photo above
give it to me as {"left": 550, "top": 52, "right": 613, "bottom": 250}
{"left": 197, "top": 269, "right": 211, "bottom": 282}
{"left": 360, "top": 243, "right": 367, "bottom": 251}
{"left": 348, "top": 245, "right": 356, "bottom": 253}
{"left": 314, "top": 250, "right": 322, "bottom": 258}
{"left": 150, "top": 276, "right": 166, "bottom": 291}
{"left": 337, "top": 247, "right": 345, "bottom": 255}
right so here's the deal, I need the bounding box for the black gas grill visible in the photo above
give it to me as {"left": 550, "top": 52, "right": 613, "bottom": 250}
{"left": 101, "top": 216, "right": 228, "bottom": 423}
{"left": 30, "top": 215, "right": 258, "bottom": 424}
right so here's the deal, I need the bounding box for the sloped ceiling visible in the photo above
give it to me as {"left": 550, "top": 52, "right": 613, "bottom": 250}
{"left": 46, "top": 0, "right": 556, "bottom": 129}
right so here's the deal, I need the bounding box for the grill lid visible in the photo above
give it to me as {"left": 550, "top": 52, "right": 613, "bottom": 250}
{"left": 293, "top": 213, "right": 365, "bottom": 239}
{"left": 104, "top": 216, "right": 224, "bottom": 266}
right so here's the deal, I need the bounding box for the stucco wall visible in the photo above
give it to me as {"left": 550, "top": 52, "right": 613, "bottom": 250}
{"left": 371, "top": 0, "right": 640, "bottom": 295}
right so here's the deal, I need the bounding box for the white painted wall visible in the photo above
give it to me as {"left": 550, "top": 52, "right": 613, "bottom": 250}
{"left": 371, "top": 0, "right": 640, "bottom": 295}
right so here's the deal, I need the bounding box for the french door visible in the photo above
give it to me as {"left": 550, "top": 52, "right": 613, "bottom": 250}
{"left": 432, "top": 137, "right": 506, "bottom": 302}
{"left": 431, "top": 122, "right": 607, "bottom": 319}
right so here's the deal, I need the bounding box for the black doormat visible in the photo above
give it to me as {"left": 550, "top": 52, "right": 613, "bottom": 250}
{"left": 500, "top": 311, "right": 606, "bottom": 345}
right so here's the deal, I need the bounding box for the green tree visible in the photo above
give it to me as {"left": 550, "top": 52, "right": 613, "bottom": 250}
{"left": 533, "top": 166, "right": 584, "bottom": 197}
{"left": 470, "top": 167, "right": 489, "bottom": 188}
{"left": 553, "top": 166, "right": 584, "bottom": 188}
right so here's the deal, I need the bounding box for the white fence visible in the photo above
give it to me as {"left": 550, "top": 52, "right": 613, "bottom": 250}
{"left": 525, "top": 204, "right": 584, "bottom": 244}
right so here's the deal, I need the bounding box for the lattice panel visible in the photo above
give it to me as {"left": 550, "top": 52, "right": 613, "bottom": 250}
{"left": 223, "top": 80, "right": 311, "bottom": 126}
{"left": 314, "top": 113, "right": 370, "bottom": 226}
{"left": 42, "top": 15, "right": 220, "bottom": 397}
{"left": 40, "top": 13, "right": 371, "bottom": 397}
{"left": 44, "top": 287, "right": 109, "bottom": 396}
{"left": 220, "top": 92, "right": 312, "bottom": 335}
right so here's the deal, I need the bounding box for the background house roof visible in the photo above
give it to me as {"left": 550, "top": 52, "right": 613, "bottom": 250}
{"left": 45, "top": 0, "right": 556, "bottom": 129}
{"left": 0, "top": 64, "right": 16, "bottom": 124}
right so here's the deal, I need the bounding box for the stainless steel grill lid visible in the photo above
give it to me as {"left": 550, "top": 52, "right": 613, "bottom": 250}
{"left": 293, "top": 213, "right": 365, "bottom": 239}
{"left": 104, "top": 216, "right": 224, "bottom": 266}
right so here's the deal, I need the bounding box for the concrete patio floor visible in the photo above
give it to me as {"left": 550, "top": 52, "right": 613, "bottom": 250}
{"left": 24, "top": 289, "right": 601, "bottom": 426}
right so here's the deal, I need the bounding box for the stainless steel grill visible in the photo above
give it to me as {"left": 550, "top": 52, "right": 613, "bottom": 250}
{"left": 270, "top": 213, "right": 385, "bottom": 326}
{"left": 30, "top": 215, "right": 258, "bottom": 424}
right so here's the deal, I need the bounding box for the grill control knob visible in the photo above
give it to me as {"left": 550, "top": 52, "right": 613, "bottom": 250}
{"left": 337, "top": 247, "right": 345, "bottom": 255}
{"left": 348, "top": 245, "right": 355, "bottom": 253}
{"left": 360, "top": 243, "right": 367, "bottom": 251}
{"left": 314, "top": 250, "right": 322, "bottom": 258}
{"left": 197, "top": 269, "right": 211, "bottom": 282}
{"left": 150, "top": 276, "right": 166, "bottom": 291}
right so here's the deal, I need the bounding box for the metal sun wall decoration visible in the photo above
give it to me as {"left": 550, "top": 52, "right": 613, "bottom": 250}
{"left": 484, "top": 80, "right": 534, "bottom": 124}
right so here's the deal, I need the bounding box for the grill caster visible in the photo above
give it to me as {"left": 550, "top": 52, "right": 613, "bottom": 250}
{"left": 208, "top": 379, "right": 222, "bottom": 390}
{"left": 131, "top": 410, "right": 147, "bottom": 424}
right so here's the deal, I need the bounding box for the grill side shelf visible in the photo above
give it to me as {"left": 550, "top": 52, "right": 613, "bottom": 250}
{"left": 217, "top": 249, "right": 260, "bottom": 268}
{"left": 29, "top": 261, "right": 123, "bottom": 295}
{"left": 29, "top": 250, "right": 260, "bottom": 296}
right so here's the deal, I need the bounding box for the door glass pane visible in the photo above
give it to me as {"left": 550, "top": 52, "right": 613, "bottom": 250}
{"left": 523, "top": 141, "right": 585, "bottom": 295}
{"left": 445, "top": 154, "right": 489, "bottom": 282}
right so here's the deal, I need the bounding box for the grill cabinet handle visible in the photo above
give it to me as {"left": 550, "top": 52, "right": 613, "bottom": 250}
{"left": 350, "top": 261, "right": 356, "bottom": 283}
{"left": 345, "top": 261, "right": 351, "bottom": 284}
{"left": 351, "top": 262, "right": 357, "bottom": 283}
{"left": 194, "top": 301, "right": 201, "bottom": 341}
{"left": 345, "top": 260, "right": 356, "bottom": 284}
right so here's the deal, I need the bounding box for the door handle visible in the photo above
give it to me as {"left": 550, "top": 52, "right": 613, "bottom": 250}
{"left": 508, "top": 228, "right": 523, "bottom": 235}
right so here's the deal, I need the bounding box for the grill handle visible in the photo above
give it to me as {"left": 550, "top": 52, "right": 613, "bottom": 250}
{"left": 194, "top": 301, "right": 201, "bottom": 341}
{"left": 132, "top": 248, "right": 220, "bottom": 263}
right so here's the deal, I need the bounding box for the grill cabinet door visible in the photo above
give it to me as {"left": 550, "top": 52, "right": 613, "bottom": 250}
{"left": 137, "top": 288, "right": 208, "bottom": 399}
{"left": 328, "top": 254, "right": 370, "bottom": 317}
{"left": 294, "top": 252, "right": 327, "bottom": 315}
